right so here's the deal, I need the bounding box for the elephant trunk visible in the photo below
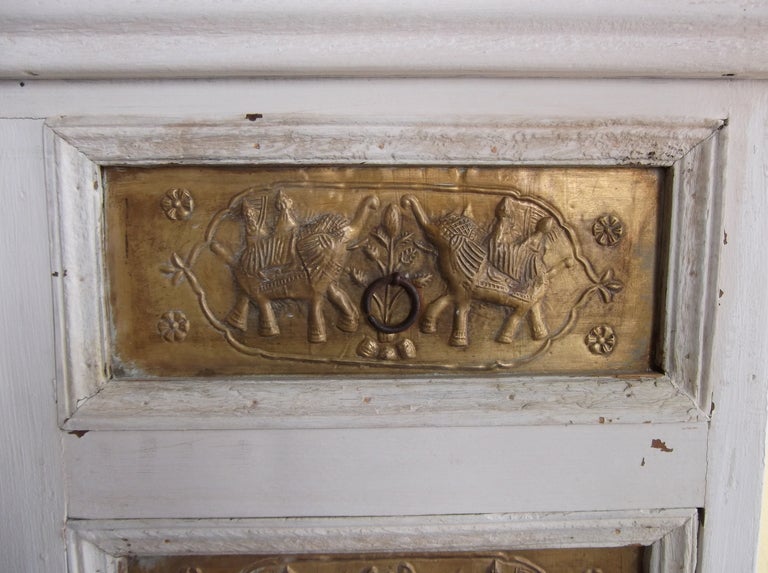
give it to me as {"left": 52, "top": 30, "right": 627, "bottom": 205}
{"left": 348, "top": 195, "right": 380, "bottom": 238}
{"left": 401, "top": 195, "right": 436, "bottom": 238}
{"left": 401, "top": 194, "right": 429, "bottom": 225}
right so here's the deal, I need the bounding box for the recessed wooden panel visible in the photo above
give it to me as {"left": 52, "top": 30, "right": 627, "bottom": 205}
{"left": 105, "top": 166, "right": 662, "bottom": 377}
{"left": 127, "top": 548, "right": 643, "bottom": 573}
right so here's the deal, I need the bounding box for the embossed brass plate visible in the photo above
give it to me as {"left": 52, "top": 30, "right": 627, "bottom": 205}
{"left": 127, "top": 548, "right": 643, "bottom": 573}
{"left": 105, "top": 166, "right": 663, "bottom": 377}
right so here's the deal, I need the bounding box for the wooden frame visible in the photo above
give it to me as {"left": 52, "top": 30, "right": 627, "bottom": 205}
{"left": 47, "top": 115, "right": 723, "bottom": 431}
{"left": 67, "top": 511, "right": 698, "bottom": 573}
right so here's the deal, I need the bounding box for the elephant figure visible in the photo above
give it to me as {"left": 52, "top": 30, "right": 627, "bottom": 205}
{"left": 222, "top": 191, "right": 380, "bottom": 343}
{"left": 401, "top": 194, "right": 568, "bottom": 347}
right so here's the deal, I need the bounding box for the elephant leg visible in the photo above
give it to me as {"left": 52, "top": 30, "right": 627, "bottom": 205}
{"left": 256, "top": 296, "right": 280, "bottom": 337}
{"left": 421, "top": 294, "right": 452, "bottom": 334}
{"left": 450, "top": 301, "right": 471, "bottom": 347}
{"left": 497, "top": 306, "right": 524, "bottom": 344}
{"left": 308, "top": 295, "right": 327, "bottom": 343}
{"left": 327, "top": 282, "right": 359, "bottom": 333}
{"left": 226, "top": 294, "right": 251, "bottom": 332}
{"left": 528, "top": 301, "right": 549, "bottom": 340}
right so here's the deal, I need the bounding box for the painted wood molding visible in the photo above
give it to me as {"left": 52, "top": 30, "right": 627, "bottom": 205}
{"left": 1, "top": 1, "right": 768, "bottom": 79}
{"left": 67, "top": 510, "right": 699, "bottom": 573}
{"left": 46, "top": 115, "right": 722, "bottom": 430}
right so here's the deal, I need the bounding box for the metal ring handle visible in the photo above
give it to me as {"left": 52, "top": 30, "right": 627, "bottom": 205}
{"left": 361, "top": 272, "right": 421, "bottom": 334}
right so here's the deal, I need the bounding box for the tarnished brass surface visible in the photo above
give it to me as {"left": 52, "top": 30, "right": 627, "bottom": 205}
{"left": 127, "top": 548, "right": 643, "bottom": 573}
{"left": 105, "top": 166, "right": 662, "bottom": 377}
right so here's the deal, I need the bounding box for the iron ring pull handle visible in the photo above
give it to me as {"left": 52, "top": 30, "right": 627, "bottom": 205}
{"left": 361, "top": 272, "right": 421, "bottom": 335}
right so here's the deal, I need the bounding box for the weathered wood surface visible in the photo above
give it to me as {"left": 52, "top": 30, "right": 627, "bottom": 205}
{"left": 69, "top": 510, "right": 695, "bottom": 556}
{"left": 66, "top": 376, "right": 700, "bottom": 431}
{"left": 50, "top": 116, "right": 719, "bottom": 165}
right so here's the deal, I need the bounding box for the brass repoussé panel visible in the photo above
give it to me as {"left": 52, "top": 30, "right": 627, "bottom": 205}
{"left": 127, "top": 547, "right": 643, "bottom": 573}
{"left": 105, "top": 166, "right": 663, "bottom": 377}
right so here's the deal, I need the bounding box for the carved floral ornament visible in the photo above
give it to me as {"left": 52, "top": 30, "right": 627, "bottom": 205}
{"left": 155, "top": 173, "right": 638, "bottom": 371}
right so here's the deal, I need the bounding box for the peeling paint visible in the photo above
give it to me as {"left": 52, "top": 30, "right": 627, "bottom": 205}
{"left": 651, "top": 438, "right": 674, "bottom": 452}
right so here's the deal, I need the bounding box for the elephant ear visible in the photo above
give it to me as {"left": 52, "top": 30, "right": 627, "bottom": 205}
{"left": 296, "top": 232, "right": 335, "bottom": 278}
{"left": 449, "top": 234, "right": 485, "bottom": 280}
{"left": 436, "top": 213, "right": 486, "bottom": 280}
{"left": 296, "top": 213, "right": 348, "bottom": 279}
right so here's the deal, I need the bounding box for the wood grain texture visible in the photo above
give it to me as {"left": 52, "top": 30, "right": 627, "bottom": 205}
{"left": 0, "top": 120, "right": 66, "bottom": 571}
{"left": 0, "top": 1, "right": 767, "bottom": 79}
{"left": 64, "top": 424, "right": 707, "bottom": 520}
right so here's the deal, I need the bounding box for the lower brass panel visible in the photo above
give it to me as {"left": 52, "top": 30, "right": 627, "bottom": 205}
{"left": 105, "top": 166, "right": 662, "bottom": 377}
{"left": 127, "top": 548, "right": 643, "bottom": 573}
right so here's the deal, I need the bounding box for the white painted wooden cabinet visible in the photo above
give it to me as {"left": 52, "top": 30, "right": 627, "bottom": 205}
{"left": 1, "top": 2, "right": 768, "bottom": 572}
